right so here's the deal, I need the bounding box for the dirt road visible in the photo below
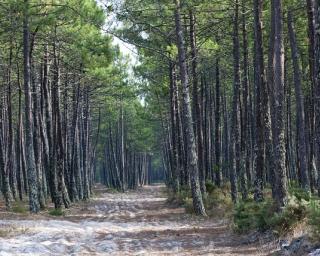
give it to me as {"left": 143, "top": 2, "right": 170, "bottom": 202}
{"left": 0, "top": 185, "right": 277, "bottom": 255}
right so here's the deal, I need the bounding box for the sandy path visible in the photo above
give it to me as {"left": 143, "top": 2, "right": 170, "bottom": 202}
{"left": 0, "top": 185, "right": 277, "bottom": 255}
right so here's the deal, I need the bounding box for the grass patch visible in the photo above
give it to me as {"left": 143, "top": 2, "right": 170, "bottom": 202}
{"left": 106, "top": 188, "right": 120, "bottom": 194}
{"left": 11, "top": 201, "right": 28, "bottom": 214}
{"left": 48, "top": 208, "right": 65, "bottom": 216}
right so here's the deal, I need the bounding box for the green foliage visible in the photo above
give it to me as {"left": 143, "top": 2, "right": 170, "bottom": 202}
{"left": 49, "top": 208, "right": 65, "bottom": 217}
{"left": 166, "top": 44, "right": 178, "bottom": 58}
{"left": 166, "top": 186, "right": 196, "bottom": 214}
{"left": 12, "top": 202, "right": 28, "bottom": 214}
{"left": 308, "top": 198, "right": 320, "bottom": 241}
{"left": 233, "top": 199, "right": 273, "bottom": 233}
{"left": 205, "top": 180, "right": 217, "bottom": 194}
{"left": 169, "top": 181, "right": 233, "bottom": 217}
{"left": 271, "top": 198, "right": 308, "bottom": 235}
{"left": 233, "top": 195, "right": 308, "bottom": 235}
{"left": 107, "top": 188, "right": 120, "bottom": 193}
{"left": 289, "top": 185, "right": 311, "bottom": 202}
{"left": 204, "top": 181, "right": 233, "bottom": 217}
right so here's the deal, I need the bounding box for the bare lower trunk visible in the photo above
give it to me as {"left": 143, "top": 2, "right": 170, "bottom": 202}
{"left": 23, "top": 0, "right": 39, "bottom": 213}
{"left": 287, "top": 10, "right": 310, "bottom": 191}
{"left": 174, "top": 0, "right": 206, "bottom": 216}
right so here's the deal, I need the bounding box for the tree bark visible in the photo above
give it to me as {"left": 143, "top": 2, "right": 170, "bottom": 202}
{"left": 230, "top": 0, "right": 241, "bottom": 203}
{"left": 287, "top": 10, "right": 310, "bottom": 191}
{"left": 253, "top": 0, "right": 265, "bottom": 202}
{"left": 190, "top": 10, "right": 206, "bottom": 194}
{"left": 314, "top": 1, "right": 320, "bottom": 195}
{"left": 174, "top": 0, "right": 206, "bottom": 216}
{"left": 23, "top": 0, "right": 40, "bottom": 213}
{"left": 272, "top": 0, "right": 288, "bottom": 209}
{"left": 215, "top": 58, "right": 222, "bottom": 187}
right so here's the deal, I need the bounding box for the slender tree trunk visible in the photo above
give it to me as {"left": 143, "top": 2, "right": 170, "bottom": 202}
{"left": 314, "top": 1, "right": 320, "bottom": 195}
{"left": 174, "top": 0, "right": 206, "bottom": 216}
{"left": 287, "top": 10, "right": 310, "bottom": 191}
{"left": 306, "top": 0, "right": 316, "bottom": 185}
{"left": 267, "top": 0, "right": 278, "bottom": 198}
{"left": 241, "top": 0, "right": 251, "bottom": 188}
{"left": 190, "top": 10, "right": 206, "bottom": 194}
{"left": 230, "top": 0, "right": 241, "bottom": 203}
{"left": 23, "top": 0, "right": 40, "bottom": 213}
{"left": 215, "top": 58, "right": 222, "bottom": 187}
{"left": 272, "top": 0, "right": 288, "bottom": 209}
{"left": 169, "top": 61, "right": 179, "bottom": 192}
{"left": 253, "top": 0, "right": 265, "bottom": 202}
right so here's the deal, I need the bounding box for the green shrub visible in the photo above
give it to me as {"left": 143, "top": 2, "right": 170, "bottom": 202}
{"left": 308, "top": 198, "right": 320, "bottom": 240}
{"left": 233, "top": 199, "right": 274, "bottom": 233}
{"left": 49, "top": 208, "right": 65, "bottom": 216}
{"left": 205, "top": 181, "right": 217, "bottom": 194}
{"left": 106, "top": 188, "right": 119, "bottom": 193}
{"left": 270, "top": 198, "right": 308, "bottom": 235}
{"left": 12, "top": 202, "right": 28, "bottom": 214}
{"left": 289, "top": 185, "right": 311, "bottom": 202}
{"left": 167, "top": 187, "right": 192, "bottom": 206}
{"left": 184, "top": 197, "right": 195, "bottom": 214}
{"left": 203, "top": 181, "right": 233, "bottom": 217}
{"left": 233, "top": 196, "right": 308, "bottom": 235}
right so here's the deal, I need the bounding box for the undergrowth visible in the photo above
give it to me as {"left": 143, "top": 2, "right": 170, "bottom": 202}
{"left": 233, "top": 185, "right": 318, "bottom": 237}
{"left": 11, "top": 201, "right": 28, "bottom": 214}
{"left": 106, "top": 188, "right": 120, "bottom": 193}
{"left": 167, "top": 181, "right": 233, "bottom": 217}
{"left": 233, "top": 196, "right": 308, "bottom": 235}
{"left": 308, "top": 197, "right": 320, "bottom": 241}
{"left": 49, "top": 208, "right": 65, "bottom": 216}
{"left": 203, "top": 181, "right": 233, "bottom": 217}
{"left": 167, "top": 181, "right": 320, "bottom": 240}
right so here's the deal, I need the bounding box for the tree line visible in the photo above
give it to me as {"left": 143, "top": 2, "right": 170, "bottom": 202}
{"left": 0, "top": 0, "right": 157, "bottom": 213}
{"left": 115, "top": 0, "right": 320, "bottom": 215}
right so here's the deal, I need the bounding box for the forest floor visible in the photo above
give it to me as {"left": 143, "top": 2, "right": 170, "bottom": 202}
{"left": 0, "top": 184, "right": 280, "bottom": 255}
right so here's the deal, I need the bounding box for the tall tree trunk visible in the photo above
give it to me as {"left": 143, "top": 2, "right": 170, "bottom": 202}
{"left": 287, "top": 10, "right": 310, "bottom": 191}
{"left": 267, "top": 0, "right": 277, "bottom": 198}
{"left": 306, "top": 0, "right": 316, "bottom": 185}
{"left": 174, "top": 0, "right": 206, "bottom": 216}
{"left": 215, "top": 58, "right": 222, "bottom": 187}
{"left": 241, "top": 0, "right": 251, "bottom": 187}
{"left": 314, "top": 1, "right": 320, "bottom": 195}
{"left": 23, "top": 0, "right": 39, "bottom": 213}
{"left": 230, "top": 0, "right": 241, "bottom": 203}
{"left": 169, "top": 61, "right": 179, "bottom": 192}
{"left": 190, "top": 10, "right": 206, "bottom": 194}
{"left": 272, "top": 0, "right": 288, "bottom": 209}
{"left": 253, "top": 0, "right": 265, "bottom": 202}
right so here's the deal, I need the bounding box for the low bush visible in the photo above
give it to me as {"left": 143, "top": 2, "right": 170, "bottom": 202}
{"left": 49, "top": 208, "right": 65, "bottom": 216}
{"left": 204, "top": 180, "right": 233, "bottom": 217}
{"left": 106, "top": 188, "right": 120, "bottom": 194}
{"left": 167, "top": 186, "right": 192, "bottom": 206}
{"left": 205, "top": 180, "right": 217, "bottom": 194}
{"left": 233, "top": 195, "right": 308, "bottom": 235}
{"left": 308, "top": 198, "right": 320, "bottom": 241}
{"left": 233, "top": 198, "right": 273, "bottom": 233}
{"left": 289, "top": 186, "right": 311, "bottom": 202}
{"left": 11, "top": 202, "right": 28, "bottom": 214}
{"left": 270, "top": 197, "right": 308, "bottom": 235}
